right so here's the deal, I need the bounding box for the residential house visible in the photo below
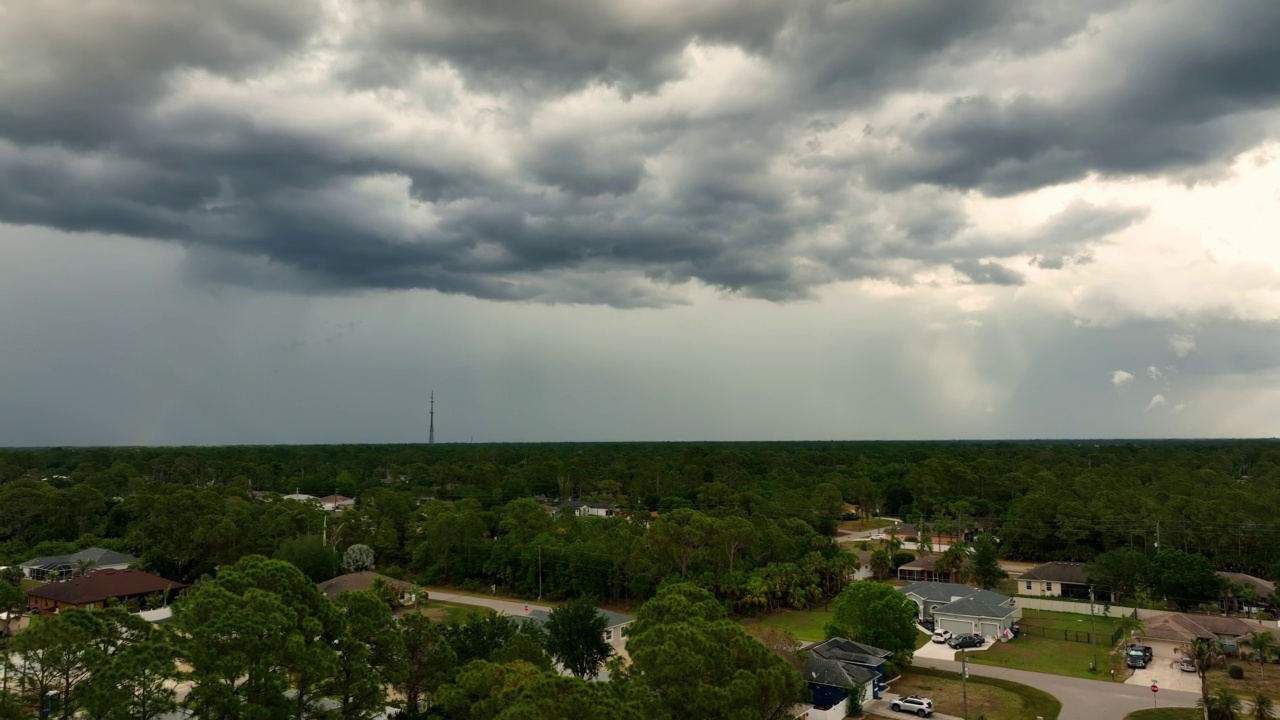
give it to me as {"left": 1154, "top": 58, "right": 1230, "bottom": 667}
{"left": 885, "top": 523, "right": 971, "bottom": 546}
{"left": 804, "top": 637, "right": 892, "bottom": 715}
{"left": 25, "top": 569, "right": 185, "bottom": 614}
{"left": 1217, "top": 572, "right": 1276, "bottom": 613}
{"left": 846, "top": 548, "right": 874, "bottom": 581}
{"left": 281, "top": 491, "right": 318, "bottom": 503}
{"left": 317, "top": 571, "right": 418, "bottom": 604}
{"left": 556, "top": 500, "right": 615, "bottom": 518}
{"left": 317, "top": 494, "right": 356, "bottom": 513}
{"left": 19, "top": 548, "right": 137, "bottom": 581}
{"left": 1137, "top": 612, "right": 1269, "bottom": 661}
{"left": 898, "top": 581, "right": 1020, "bottom": 638}
{"left": 1017, "top": 561, "right": 1091, "bottom": 600}
{"left": 896, "top": 555, "right": 964, "bottom": 583}
{"left": 514, "top": 607, "right": 636, "bottom": 667}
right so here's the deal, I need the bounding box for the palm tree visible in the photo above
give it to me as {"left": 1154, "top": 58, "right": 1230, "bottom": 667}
{"left": 918, "top": 523, "right": 933, "bottom": 557}
{"left": 1252, "top": 693, "right": 1277, "bottom": 720}
{"left": 1198, "top": 688, "right": 1243, "bottom": 720}
{"left": 1115, "top": 614, "right": 1143, "bottom": 648}
{"left": 1189, "top": 638, "right": 1228, "bottom": 712}
{"left": 75, "top": 559, "right": 96, "bottom": 578}
{"left": 1245, "top": 631, "right": 1276, "bottom": 678}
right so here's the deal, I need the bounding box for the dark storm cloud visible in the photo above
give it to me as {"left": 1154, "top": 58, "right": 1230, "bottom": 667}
{"left": 863, "top": 0, "right": 1280, "bottom": 195}
{"left": 0, "top": 0, "right": 1275, "bottom": 306}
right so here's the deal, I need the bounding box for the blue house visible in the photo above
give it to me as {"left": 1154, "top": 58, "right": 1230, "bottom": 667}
{"left": 803, "top": 638, "right": 891, "bottom": 709}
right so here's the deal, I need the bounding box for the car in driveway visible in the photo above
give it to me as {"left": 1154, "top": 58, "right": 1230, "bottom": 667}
{"left": 890, "top": 695, "right": 934, "bottom": 717}
{"left": 930, "top": 629, "right": 952, "bottom": 644}
{"left": 1126, "top": 644, "right": 1153, "bottom": 668}
{"left": 1180, "top": 657, "right": 1197, "bottom": 673}
{"left": 947, "top": 633, "right": 985, "bottom": 649}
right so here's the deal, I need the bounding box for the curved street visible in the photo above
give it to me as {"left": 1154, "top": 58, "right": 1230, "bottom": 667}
{"left": 915, "top": 656, "right": 1200, "bottom": 720}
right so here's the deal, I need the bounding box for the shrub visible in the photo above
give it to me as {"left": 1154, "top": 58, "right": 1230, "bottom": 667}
{"left": 891, "top": 552, "right": 916, "bottom": 569}
{"left": 1228, "top": 664, "right": 1244, "bottom": 679}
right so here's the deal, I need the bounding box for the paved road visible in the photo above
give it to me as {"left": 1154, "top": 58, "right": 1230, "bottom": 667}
{"left": 421, "top": 586, "right": 553, "bottom": 617}
{"left": 915, "top": 657, "right": 1199, "bottom": 720}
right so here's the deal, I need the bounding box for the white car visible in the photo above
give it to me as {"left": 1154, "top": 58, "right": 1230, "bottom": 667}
{"left": 891, "top": 695, "right": 934, "bottom": 717}
{"left": 930, "top": 629, "right": 952, "bottom": 644}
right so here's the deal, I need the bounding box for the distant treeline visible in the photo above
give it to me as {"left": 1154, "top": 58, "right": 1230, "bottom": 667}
{"left": 1, "top": 441, "right": 1279, "bottom": 590}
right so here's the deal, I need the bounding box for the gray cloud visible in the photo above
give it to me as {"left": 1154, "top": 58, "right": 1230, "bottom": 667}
{"left": 0, "top": 0, "right": 1274, "bottom": 307}
{"left": 862, "top": 0, "right": 1280, "bottom": 194}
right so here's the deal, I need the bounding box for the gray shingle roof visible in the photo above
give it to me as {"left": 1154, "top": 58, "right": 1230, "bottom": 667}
{"left": 805, "top": 638, "right": 888, "bottom": 688}
{"left": 931, "top": 595, "right": 1015, "bottom": 621}
{"left": 1019, "top": 561, "right": 1088, "bottom": 584}
{"left": 20, "top": 548, "right": 136, "bottom": 569}
{"left": 899, "top": 581, "right": 1007, "bottom": 606}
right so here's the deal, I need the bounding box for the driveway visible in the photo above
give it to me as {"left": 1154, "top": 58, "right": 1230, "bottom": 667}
{"left": 914, "top": 657, "right": 1199, "bottom": 720}
{"left": 866, "top": 691, "right": 962, "bottom": 720}
{"left": 1125, "top": 656, "right": 1200, "bottom": 693}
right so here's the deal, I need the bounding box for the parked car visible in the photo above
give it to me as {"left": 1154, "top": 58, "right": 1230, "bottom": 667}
{"left": 890, "top": 695, "right": 934, "bottom": 717}
{"left": 1179, "top": 657, "right": 1197, "bottom": 673}
{"left": 1126, "top": 644, "right": 1153, "bottom": 668}
{"left": 931, "top": 629, "right": 952, "bottom": 644}
{"left": 947, "top": 634, "right": 985, "bottom": 649}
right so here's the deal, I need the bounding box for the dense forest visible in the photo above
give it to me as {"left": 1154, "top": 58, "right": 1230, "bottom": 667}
{"left": 2, "top": 441, "right": 1280, "bottom": 603}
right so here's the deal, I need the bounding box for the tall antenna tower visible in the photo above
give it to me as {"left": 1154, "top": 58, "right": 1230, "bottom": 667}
{"left": 429, "top": 392, "right": 435, "bottom": 445}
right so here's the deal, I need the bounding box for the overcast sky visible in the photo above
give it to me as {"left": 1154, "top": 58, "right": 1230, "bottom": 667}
{"left": 2, "top": 0, "right": 1280, "bottom": 445}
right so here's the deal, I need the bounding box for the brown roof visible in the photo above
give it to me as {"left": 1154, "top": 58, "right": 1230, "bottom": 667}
{"left": 26, "top": 569, "right": 185, "bottom": 605}
{"left": 317, "top": 571, "right": 414, "bottom": 599}
{"left": 1217, "top": 572, "right": 1276, "bottom": 598}
{"left": 1020, "top": 561, "right": 1088, "bottom": 585}
{"left": 318, "top": 495, "right": 354, "bottom": 504}
{"left": 1140, "top": 612, "right": 1262, "bottom": 643}
{"left": 897, "top": 555, "right": 965, "bottom": 572}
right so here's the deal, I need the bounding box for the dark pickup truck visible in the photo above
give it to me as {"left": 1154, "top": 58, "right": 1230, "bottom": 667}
{"left": 1126, "top": 644, "right": 1153, "bottom": 668}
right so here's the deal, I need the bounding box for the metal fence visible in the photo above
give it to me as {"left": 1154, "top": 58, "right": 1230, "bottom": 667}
{"left": 1016, "top": 622, "right": 1096, "bottom": 644}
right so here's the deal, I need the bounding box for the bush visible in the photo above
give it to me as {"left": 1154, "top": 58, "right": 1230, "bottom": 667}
{"left": 891, "top": 552, "right": 916, "bottom": 569}
{"left": 1228, "top": 664, "right": 1244, "bottom": 679}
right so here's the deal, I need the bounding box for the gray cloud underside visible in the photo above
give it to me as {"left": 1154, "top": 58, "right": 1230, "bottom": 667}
{"left": 0, "top": 0, "right": 1276, "bottom": 306}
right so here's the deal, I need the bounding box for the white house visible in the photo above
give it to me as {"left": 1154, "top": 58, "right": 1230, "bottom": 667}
{"left": 898, "top": 581, "right": 1021, "bottom": 638}
{"left": 317, "top": 494, "right": 356, "bottom": 512}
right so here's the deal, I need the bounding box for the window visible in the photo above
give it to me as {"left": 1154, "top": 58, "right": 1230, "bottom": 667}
{"left": 1025, "top": 581, "right": 1032, "bottom": 590}
{"left": 604, "top": 629, "right": 613, "bottom": 641}
{"left": 1046, "top": 582, "right": 1053, "bottom": 592}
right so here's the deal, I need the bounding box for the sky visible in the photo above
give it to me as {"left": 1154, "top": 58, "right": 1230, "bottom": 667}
{"left": 2, "top": 0, "right": 1280, "bottom": 445}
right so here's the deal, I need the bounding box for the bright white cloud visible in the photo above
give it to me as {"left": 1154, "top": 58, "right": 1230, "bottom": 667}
{"left": 1111, "top": 370, "right": 1135, "bottom": 388}
{"left": 1146, "top": 394, "right": 1169, "bottom": 411}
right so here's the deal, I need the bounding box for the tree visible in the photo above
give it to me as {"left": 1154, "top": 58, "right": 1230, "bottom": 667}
{"left": 79, "top": 630, "right": 179, "bottom": 720}
{"left": 869, "top": 549, "right": 894, "bottom": 581}
{"left": 1245, "top": 631, "right": 1276, "bottom": 679}
{"left": 1198, "top": 688, "right": 1243, "bottom": 720}
{"left": 274, "top": 534, "right": 341, "bottom": 582}
{"left": 393, "top": 613, "right": 455, "bottom": 717}
{"left": 964, "top": 535, "right": 1006, "bottom": 590}
{"left": 0, "top": 579, "right": 23, "bottom": 638}
{"left": 175, "top": 555, "right": 340, "bottom": 720}
{"left": 327, "top": 591, "right": 399, "bottom": 720}
{"left": 1252, "top": 693, "right": 1276, "bottom": 720}
{"left": 824, "top": 581, "right": 920, "bottom": 661}
{"left": 343, "top": 544, "right": 376, "bottom": 573}
{"left": 10, "top": 611, "right": 103, "bottom": 720}
{"left": 626, "top": 583, "right": 807, "bottom": 720}
{"left": 1188, "top": 638, "right": 1228, "bottom": 712}
{"left": 494, "top": 674, "right": 645, "bottom": 720}
{"left": 1150, "top": 550, "right": 1222, "bottom": 611}
{"left": 1086, "top": 548, "right": 1150, "bottom": 603}
{"left": 544, "top": 597, "right": 613, "bottom": 680}
{"left": 845, "top": 682, "right": 867, "bottom": 717}
{"left": 743, "top": 625, "right": 804, "bottom": 672}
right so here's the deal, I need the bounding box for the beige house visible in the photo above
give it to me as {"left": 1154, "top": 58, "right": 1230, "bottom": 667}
{"left": 1017, "top": 561, "right": 1090, "bottom": 599}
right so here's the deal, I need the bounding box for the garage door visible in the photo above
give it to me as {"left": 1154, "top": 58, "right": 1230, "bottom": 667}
{"left": 979, "top": 622, "right": 1000, "bottom": 638}
{"left": 939, "top": 617, "right": 973, "bottom": 636}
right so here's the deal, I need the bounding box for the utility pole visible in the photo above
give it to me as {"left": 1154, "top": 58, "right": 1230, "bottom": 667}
{"left": 429, "top": 392, "right": 435, "bottom": 445}
{"left": 961, "top": 651, "right": 969, "bottom": 720}
{"left": 1090, "top": 587, "right": 1098, "bottom": 672}
{"left": 537, "top": 547, "right": 543, "bottom": 601}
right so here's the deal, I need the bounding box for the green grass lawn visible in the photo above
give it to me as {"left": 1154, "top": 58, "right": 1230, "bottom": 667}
{"left": 401, "top": 600, "right": 494, "bottom": 624}
{"left": 968, "top": 609, "right": 1126, "bottom": 681}
{"left": 886, "top": 666, "right": 1061, "bottom": 720}
{"left": 739, "top": 608, "right": 833, "bottom": 642}
{"left": 915, "top": 630, "right": 931, "bottom": 649}
{"left": 1123, "top": 709, "right": 1200, "bottom": 720}
{"left": 837, "top": 518, "right": 895, "bottom": 533}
